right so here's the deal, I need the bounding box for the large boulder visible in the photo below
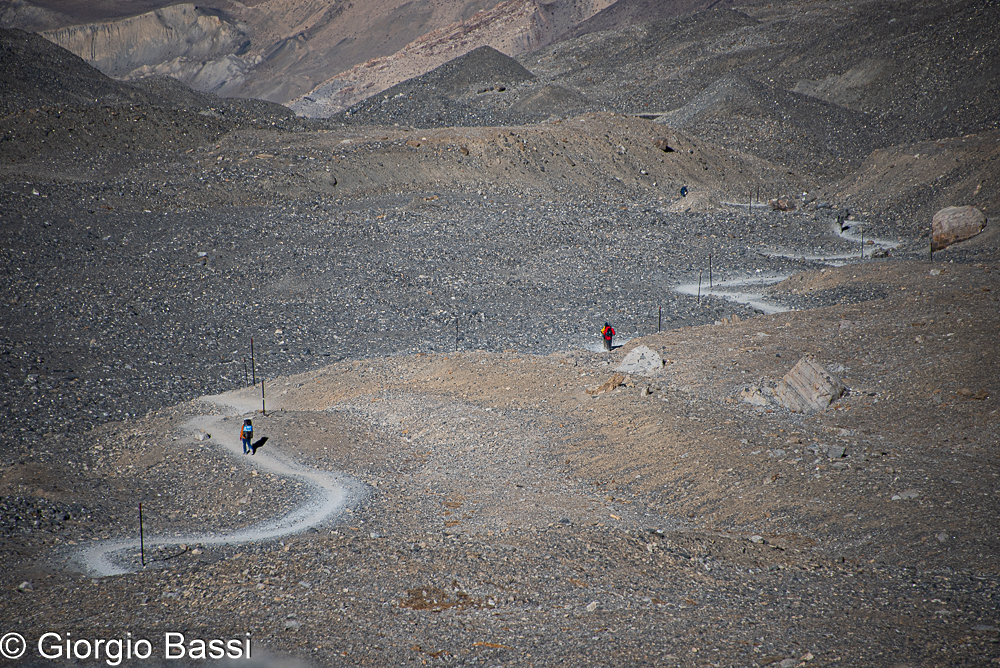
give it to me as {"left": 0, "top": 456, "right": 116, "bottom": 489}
{"left": 775, "top": 357, "right": 845, "bottom": 414}
{"left": 932, "top": 205, "right": 987, "bottom": 251}
{"left": 616, "top": 345, "right": 664, "bottom": 376}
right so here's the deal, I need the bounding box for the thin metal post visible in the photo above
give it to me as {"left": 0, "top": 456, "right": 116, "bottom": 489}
{"left": 250, "top": 338, "right": 256, "bottom": 387}
{"left": 697, "top": 270, "right": 703, "bottom": 304}
{"left": 261, "top": 379, "right": 266, "bottom": 416}
{"left": 709, "top": 253, "right": 713, "bottom": 288}
{"left": 243, "top": 358, "right": 249, "bottom": 388}
{"left": 139, "top": 502, "right": 145, "bottom": 567}
{"left": 658, "top": 306, "right": 662, "bottom": 333}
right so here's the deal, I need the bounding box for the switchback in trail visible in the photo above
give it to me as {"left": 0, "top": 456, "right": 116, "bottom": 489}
{"left": 74, "top": 392, "right": 364, "bottom": 577}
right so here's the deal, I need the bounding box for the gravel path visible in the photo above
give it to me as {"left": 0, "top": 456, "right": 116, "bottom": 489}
{"left": 2, "top": 9, "right": 998, "bottom": 666}
{"left": 76, "top": 391, "right": 364, "bottom": 577}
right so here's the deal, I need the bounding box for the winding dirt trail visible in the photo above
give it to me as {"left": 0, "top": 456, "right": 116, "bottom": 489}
{"left": 674, "top": 223, "right": 901, "bottom": 313}
{"left": 74, "top": 392, "right": 362, "bottom": 577}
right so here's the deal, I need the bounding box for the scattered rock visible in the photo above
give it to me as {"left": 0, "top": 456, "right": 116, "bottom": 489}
{"left": 769, "top": 198, "right": 797, "bottom": 211}
{"left": 193, "top": 429, "right": 211, "bottom": 441}
{"left": 18, "top": 581, "right": 33, "bottom": 592}
{"left": 890, "top": 489, "right": 921, "bottom": 501}
{"left": 652, "top": 137, "right": 675, "bottom": 152}
{"left": 936, "top": 532, "right": 949, "bottom": 543}
{"left": 775, "top": 357, "right": 845, "bottom": 414}
{"left": 587, "top": 373, "right": 625, "bottom": 396}
{"left": 827, "top": 445, "right": 846, "bottom": 459}
{"left": 749, "top": 535, "right": 766, "bottom": 544}
{"left": 585, "top": 601, "right": 598, "bottom": 612}
{"left": 931, "top": 205, "right": 987, "bottom": 251}
{"left": 957, "top": 388, "right": 990, "bottom": 400}
{"left": 615, "top": 345, "right": 663, "bottom": 376}
{"left": 739, "top": 387, "right": 769, "bottom": 406}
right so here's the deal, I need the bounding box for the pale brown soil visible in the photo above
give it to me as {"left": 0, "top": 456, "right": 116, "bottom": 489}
{"left": 2, "top": 10, "right": 999, "bottom": 666}
{"left": 3, "top": 258, "right": 998, "bottom": 667}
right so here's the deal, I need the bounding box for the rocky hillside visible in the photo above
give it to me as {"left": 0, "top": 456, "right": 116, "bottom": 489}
{"left": 2, "top": 4, "right": 999, "bottom": 667}
{"left": 39, "top": 4, "right": 252, "bottom": 97}
{"left": 4, "top": 0, "right": 617, "bottom": 105}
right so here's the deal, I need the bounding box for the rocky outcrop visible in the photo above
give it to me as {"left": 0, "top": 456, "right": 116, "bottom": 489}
{"left": 931, "top": 205, "right": 987, "bottom": 251}
{"left": 586, "top": 373, "right": 625, "bottom": 396}
{"left": 775, "top": 357, "right": 845, "bottom": 414}
{"left": 40, "top": 4, "right": 249, "bottom": 91}
{"left": 616, "top": 345, "right": 663, "bottom": 376}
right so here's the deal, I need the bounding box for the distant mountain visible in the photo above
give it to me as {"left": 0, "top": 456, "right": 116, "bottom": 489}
{"left": 5, "top": 0, "right": 616, "bottom": 108}
{"left": 289, "top": 0, "right": 616, "bottom": 117}
{"left": 0, "top": 27, "right": 296, "bottom": 166}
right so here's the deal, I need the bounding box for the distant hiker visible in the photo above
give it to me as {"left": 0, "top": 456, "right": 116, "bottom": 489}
{"left": 601, "top": 322, "right": 615, "bottom": 351}
{"left": 241, "top": 419, "right": 253, "bottom": 455}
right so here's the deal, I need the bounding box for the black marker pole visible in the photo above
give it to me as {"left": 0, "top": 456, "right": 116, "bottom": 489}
{"left": 139, "top": 502, "right": 146, "bottom": 567}
{"left": 250, "top": 338, "right": 256, "bottom": 387}
{"left": 261, "top": 379, "right": 266, "bottom": 416}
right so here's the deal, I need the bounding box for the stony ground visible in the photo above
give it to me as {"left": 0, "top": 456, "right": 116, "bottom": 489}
{"left": 2, "top": 5, "right": 1000, "bottom": 667}
{"left": 3, "top": 257, "right": 999, "bottom": 667}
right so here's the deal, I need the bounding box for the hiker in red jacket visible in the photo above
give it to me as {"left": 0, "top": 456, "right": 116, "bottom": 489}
{"left": 601, "top": 322, "right": 615, "bottom": 351}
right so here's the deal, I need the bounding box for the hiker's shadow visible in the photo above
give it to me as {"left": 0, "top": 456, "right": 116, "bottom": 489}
{"left": 251, "top": 436, "right": 268, "bottom": 455}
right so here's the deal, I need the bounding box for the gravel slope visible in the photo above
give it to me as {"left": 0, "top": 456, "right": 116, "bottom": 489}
{"left": 2, "top": 8, "right": 999, "bottom": 668}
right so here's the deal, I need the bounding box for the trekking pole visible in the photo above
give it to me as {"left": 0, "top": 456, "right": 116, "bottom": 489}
{"left": 139, "top": 503, "right": 146, "bottom": 567}
{"left": 250, "top": 338, "right": 256, "bottom": 387}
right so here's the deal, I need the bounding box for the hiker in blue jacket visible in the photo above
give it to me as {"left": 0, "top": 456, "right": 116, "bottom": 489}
{"left": 241, "top": 418, "right": 254, "bottom": 455}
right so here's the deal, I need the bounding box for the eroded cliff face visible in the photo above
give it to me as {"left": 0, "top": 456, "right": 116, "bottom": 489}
{"left": 25, "top": 0, "right": 611, "bottom": 108}
{"left": 40, "top": 4, "right": 250, "bottom": 93}
{"left": 290, "top": 0, "right": 615, "bottom": 117}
